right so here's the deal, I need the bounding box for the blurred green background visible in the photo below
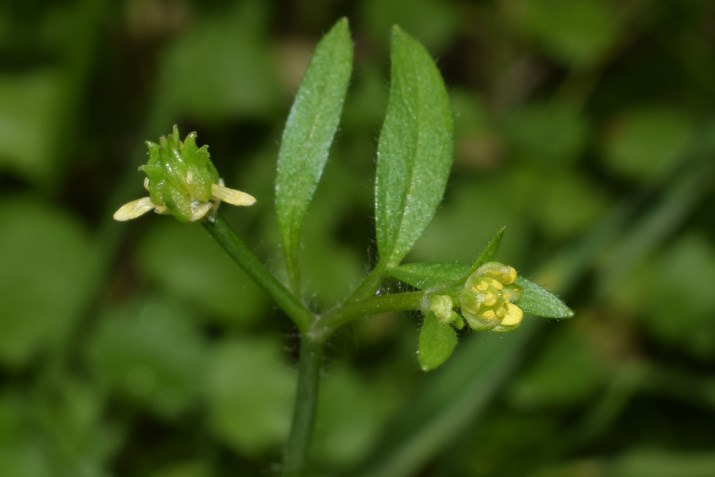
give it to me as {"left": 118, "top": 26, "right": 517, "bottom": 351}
{"left": 2, "top": 0, "right": 715, "bottom": 476}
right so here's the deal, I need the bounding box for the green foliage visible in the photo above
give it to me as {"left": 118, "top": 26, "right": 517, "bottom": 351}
{"left": 603, "top": 107, "right": 693, "bottom": 182}
{"left": 0, "top": 198, "right": 94, "bottom": 367}
{"left": 390, "top": 262, "right": 468, "bottom": 290}
{"left": 514, "top": 277, "right": 574, "bottom": 319}
{"left": 509, "top": 0, "right": 619, "bottom": 66}
{"left": 462, "top": 226, "right": 506, "bottom": 279}
{"left": 205, "top": 338, "right": 295, "bottom": 455}
{"left": 275, "top": 18, "right": 353, "bottom": 291}
{"left": 508, "top": 325, "right": 607, "bottom": 408}
{"left": 158, "top": 0, "right": 281, "bottom": 120}
{"left": 138, "top": 221, "right": 268, "bottom": 325}
{"left": 4, "top": 1, "right": 715, "bottom": 476}
{"left": 417, "top": 312, "right": 458, "bottom": 371}
{"left": 374, "top": 26, "right": 453, "bottom": 269}
{"left": 0, "top": 72, "right": 59, "bottom": 183}
{"left": 86, "top": 296, "right": 206, "bottom": 417}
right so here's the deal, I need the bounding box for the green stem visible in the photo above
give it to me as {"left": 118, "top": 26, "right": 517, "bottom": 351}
{"left": 203, "top": 216, "right": 314, "bottom": 332}
{"left": 345, "top": 260, "right": 388, "bottom": 303}
{"left": 312, "top": 291, "right": 424, "bottom": 341}
{"left": 282, "top": 336, "right": 324, "bottom": 477}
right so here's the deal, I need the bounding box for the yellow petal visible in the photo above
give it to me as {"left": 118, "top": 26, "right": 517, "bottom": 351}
{"left": 211, "top": 183, "right": 256, "bottom": 206}
{"left": 493, "top": 303, "right": 523, "bottom": 332}
{"left": 113, "top": 197, "right": 156, "bottom": 221}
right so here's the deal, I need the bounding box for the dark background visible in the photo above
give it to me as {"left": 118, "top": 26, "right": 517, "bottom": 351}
{"left": 1, "top": 0, "right": 715, "bottom": 476}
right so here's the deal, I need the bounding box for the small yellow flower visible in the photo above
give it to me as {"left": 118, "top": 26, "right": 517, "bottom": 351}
{"left": 113, "top": 126, "right": 256, "bottom": 223}
{"left": 460, "top": 262, "right": 524, "bottom": 332}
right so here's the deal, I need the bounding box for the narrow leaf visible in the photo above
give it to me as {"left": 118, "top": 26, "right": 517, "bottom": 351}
{"left": 275, "top": 18, "right": 353, "bottom": 288}
{"left": 418, "top": 312, "right": 458, "bottom": 372}
{"left": 461, "top": 227, "right": 506, "bottom": 280}
{"left": 390, "top": 262, "right": 468, "bottom": 290}
{"left": 515, "top": 276, "right": 574, "bottom": 318}
{"left": 375, "top": 26, "right": 453, "bottom": 268}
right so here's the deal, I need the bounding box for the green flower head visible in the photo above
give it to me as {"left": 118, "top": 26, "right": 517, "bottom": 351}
{"left": 114, "top": 126, "right": 255, "bottom": 223}
{"left": 460, "top": 262, "right": 524, "bottom": 332}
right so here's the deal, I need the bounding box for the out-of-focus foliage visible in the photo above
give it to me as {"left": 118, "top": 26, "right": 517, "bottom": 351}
{"left": 1, "top": 0, "right": 714, "bottom": 476}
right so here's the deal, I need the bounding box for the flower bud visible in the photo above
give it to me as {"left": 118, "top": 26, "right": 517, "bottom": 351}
{"left": 113, "top": 126, "right": 256, "bottom": 223}
{"left": 460, "top": 262, "right": 523, "bottom": 332}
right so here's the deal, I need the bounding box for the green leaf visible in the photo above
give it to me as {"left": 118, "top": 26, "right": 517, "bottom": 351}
{"left": 418, "top": 312, "right": 458, "bottom": 371}
{"left": 390, "top": 262, "right": 468, "bottom": 289}
{"left": 515, "top": 276, "right": 573, "bottom": 318}
{"left": 275, "top": 18, "right": 353, "bottom": 289}
{"left": 462, "top": 226, "right": 506, "bottom": 279}
{"left": 375, "top": 26, "right": 454, "bottom": 268}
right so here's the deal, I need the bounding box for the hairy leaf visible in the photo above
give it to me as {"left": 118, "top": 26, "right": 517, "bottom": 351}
{"left": 461, "top": 226, "right": 506, "bottom": 280}
{"left": 390, "top": 262, "right": 467, "bottom": 290}
{"left": 275, "top": 18, "right": 353, "bottom": 288}
{"left": 418, "top": 312, "right": 458, "bottom": 371}
{"left": 375, "top": 26, "right": 453, "bottom": 268}
{"left": 515, "top": 277, "right": 573, "bottom": 318}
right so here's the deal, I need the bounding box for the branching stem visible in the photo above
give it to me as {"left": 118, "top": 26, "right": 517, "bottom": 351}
{"left": 203, "top": 216, "right": 314, "bottom": 332}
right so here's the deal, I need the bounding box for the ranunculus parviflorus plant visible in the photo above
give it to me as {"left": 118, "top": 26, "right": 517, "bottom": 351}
{"left": 114, "top": 18, "right": 572, "bottom": 477}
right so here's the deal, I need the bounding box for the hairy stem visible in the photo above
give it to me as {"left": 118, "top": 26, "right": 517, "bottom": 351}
{"left": 345, "top": 260, "right": 388, "bottom": 303}
{"left": 312, "top": 291, "right": 424, "bottom": 341}
{"left": 282, "top": 336, "right": 324, "bottom": 477}
{"left": 203, "top": 216, "right": 314, "bottom": 332}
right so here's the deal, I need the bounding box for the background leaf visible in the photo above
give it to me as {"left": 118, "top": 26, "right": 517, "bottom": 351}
{"left": 138, "top": 221, "right": 268, "bottom": 326}
{"left": 275, "top": 18, "right": 353, "bottom": 289}
{"left": 86, "top": 296, "right": 207, "bottom": 418}
{"left": 0, "top": 197, "right": 94, "bottom": 368}
{"left": 204, "top": 338, "right": 295, "bottom": 456}
{"left": 374, "top": 26, "right": 453, "bottom": 269}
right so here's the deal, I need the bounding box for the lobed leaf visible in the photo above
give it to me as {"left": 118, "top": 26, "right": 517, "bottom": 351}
{"left": 515, "top": 276, "right": 574, "bottom": 318}
{"left": 417, "top": 312, "right": 458, "bottom": 372}
{"left": 374, "top": 26, "right": 453, "bottom": 269}
{"left": 275, "top": 18, "right": 353, "bottom": 289}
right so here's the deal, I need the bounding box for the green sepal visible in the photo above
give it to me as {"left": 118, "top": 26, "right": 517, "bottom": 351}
{"left": 514, "top": 276, "right": 574, "bottom": 318}
{"left": 418, "top": 312, "right": 458, "bottom": 372}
